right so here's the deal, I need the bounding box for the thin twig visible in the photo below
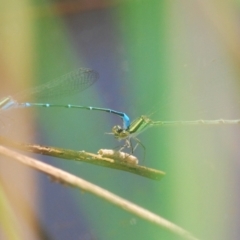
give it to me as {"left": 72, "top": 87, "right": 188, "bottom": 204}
{"left": 0, "top": 136, "right": 165, "bottom": 181}
{"left": 0, "top": 146, "right": 200, "bottom": 240}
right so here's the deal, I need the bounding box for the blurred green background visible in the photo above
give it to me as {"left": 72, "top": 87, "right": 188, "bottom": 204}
{"left": 1, "top": 0, "right": 240, "bottom": 239}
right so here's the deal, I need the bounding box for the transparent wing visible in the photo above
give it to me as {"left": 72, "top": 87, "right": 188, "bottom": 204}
{"left": 17, "top": 68, "right": 99, "bottom": 101}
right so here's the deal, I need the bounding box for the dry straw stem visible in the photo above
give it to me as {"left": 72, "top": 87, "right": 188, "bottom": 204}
{"left": 0, "top": 146, "right": 199, "bottom": 240}
{"left": 0, "top": 136, "right": 165, "bottom": 181}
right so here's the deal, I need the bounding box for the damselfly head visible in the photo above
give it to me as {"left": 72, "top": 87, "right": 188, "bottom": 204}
{"left": 112, "top": 125, "right": 130, "bottom": 139}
